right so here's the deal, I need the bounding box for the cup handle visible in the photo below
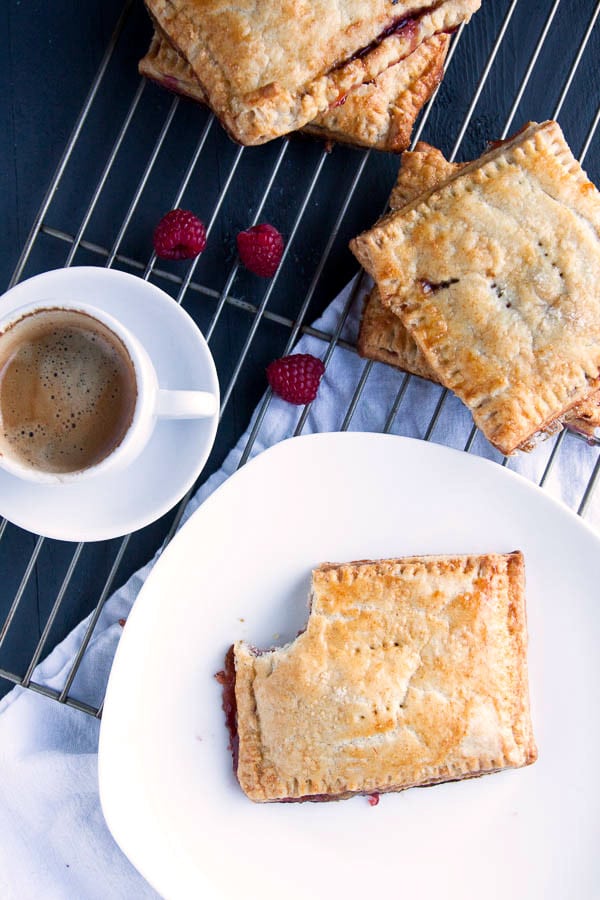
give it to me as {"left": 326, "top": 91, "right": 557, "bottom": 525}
{"left": 155, "top": 389, "right": 218, "bottom": 419}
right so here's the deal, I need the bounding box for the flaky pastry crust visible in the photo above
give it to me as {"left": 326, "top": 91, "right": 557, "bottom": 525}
{"left": 358, "top": 285, "right": 441, "bottom": 379}
{"left": 140, "top": 31, "right": 449, "bottom": 152}
{"left": 303, "top": 34, "right": 449, "bottom": 151}
{"left": 359, "top": 141, "right": 600, "bottom": 438}
{"left": 351, "top": 121, "right": 600, "bottom": 455}
{"left": 232, "top": 552, "right": 537, "bottom": 802}
{"left": 145, "top": 0, "right": 480, "bottom": 144}
{"left": 139, "top": 29, "right": 209, "bottom": 103}
{"left": 358, "top": 141, "right": 459, "bottom": 377}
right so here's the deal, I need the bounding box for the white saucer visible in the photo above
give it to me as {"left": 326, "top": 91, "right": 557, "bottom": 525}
{"left": 0, "top": 267, "right": 219, "bottom": 542}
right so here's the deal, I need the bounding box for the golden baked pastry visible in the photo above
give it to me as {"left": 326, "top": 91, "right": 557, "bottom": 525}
{"left": 358, "top": 286, "right": 441, "bottom": 380}
{"left": 139, "top": 29, "right": 208, "bottom": 104}
{"left": 145, "top": 0, "right": 481, "bottom": 145}
{"left": 358, "top": 141, "right": 600, "bottom": 440}
{"left": 388, "top": 139, "right": 463, "bottom": 208}
{"left": 351, "top": 121, "right": 600, "bottom": 455}
{"left": 298, "top": 34, "right": 449, "bottom": 152}
{"left": 140, "top": 30, "right": 450, "bottom": 152}
{"left": 358, "top": 143, "right": 457, "bottom": 377}
{"left": 359, "top": 144, "right": 457, "bottom": 377}
{"left": 223, "top": 552, "right": 537, "bottom": 803}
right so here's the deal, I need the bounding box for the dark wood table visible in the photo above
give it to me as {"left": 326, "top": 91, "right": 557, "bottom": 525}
{"left": 1, "top": 0, "right": 599, "bottom": 705}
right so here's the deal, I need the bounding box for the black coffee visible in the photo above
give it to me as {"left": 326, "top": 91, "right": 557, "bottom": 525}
{"left": 0, "top": 308, "right": 137, "bottom": 474}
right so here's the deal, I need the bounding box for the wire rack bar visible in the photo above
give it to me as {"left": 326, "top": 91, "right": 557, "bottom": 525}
{"left": 143, "top": 116, "right": 217, "bottom": 280}
{"left": 552, "top": 1, "right": 600, "bottom": 122}
{"left": 581, "top": 104, "right": 600, "bottom": 165}
{"left": 238, "top": 150, "right": 373, "bottom": 466}
{"left": 21, "top": 545, "right": 85, "bottom": 687}
{"left": 218, "top": 151, "right": 329, "bottom": 415}
{"left": 41, "top": 223, "right": 345, "bottom": 331}
{"left": 295, "top": 275, "right": 369, "bottom": 436}
{"left": 174, "top": 130, "right": 244, "bottom": 305}
{"left": 0, "top": 535, "right": 45, "bottom": 649}
{"left": 106, "top": 97, "right": 181, "bottom": 268}
{"left": 64, "top": 80, "right": 147, "bottom": 268}
{"left": 58, "top": 536, "right": 131, "bottom": 703}
{"left": 538, "top": 429, "right": 567, "bottom": 488}
{"left": 449, "top": 0, "right": 520, "bottom": 160}
{"left": 204, "top": 141, "right": 290, "bottom": 343}
{"left": 500, "top": 0, "right": 563, "bottom": 139}
{"left": 579, "top": 455, "right": 600, "bottom": 517}
{"left": 383, "top": 373, "right": 412, "bottom": 434}
{"left": 2, "top": 0, "right": 599, "bottom": 718}
{"left": 0, "top": 668, "right": 100, "bottom": 716}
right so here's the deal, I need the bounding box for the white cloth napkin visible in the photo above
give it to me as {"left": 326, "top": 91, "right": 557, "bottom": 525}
{"left": 0, "top": 277, "right": 598, "bottom": 899}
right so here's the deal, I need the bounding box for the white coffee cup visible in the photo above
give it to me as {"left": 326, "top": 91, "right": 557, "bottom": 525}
{"left": 0, "top": 299, "right": 218, "bottom": 484}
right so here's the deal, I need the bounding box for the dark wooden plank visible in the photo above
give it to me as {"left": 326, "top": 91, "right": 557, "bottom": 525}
{"left": 0, "top": 0, "right": 598, "bottom": 701}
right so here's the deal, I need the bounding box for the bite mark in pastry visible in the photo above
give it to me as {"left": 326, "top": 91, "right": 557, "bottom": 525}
{"left": 222, "top": 552, "right": 537, "bottom": 803}
{"left": 351, "top": 121, "right": 600, "bottom": 455}
{"left": 144, "top": 0, "right": 481, "bottom": 145}
{"left": 140, "top": 30, "right": 450, "bottom": 152}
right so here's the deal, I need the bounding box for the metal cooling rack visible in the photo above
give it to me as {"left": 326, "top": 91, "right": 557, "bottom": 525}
{"left": 2, "top": 0, "right": 599, "bottom": 717}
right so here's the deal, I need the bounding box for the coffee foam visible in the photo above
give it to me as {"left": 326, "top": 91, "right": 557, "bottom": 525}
{"left": 0, "top": 309, "right": 137, "bottom": 474}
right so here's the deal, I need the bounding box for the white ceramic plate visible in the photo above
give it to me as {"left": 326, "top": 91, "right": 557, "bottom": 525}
{"left": 99, "top": 433, "right": 600, "bottom": 900}
{"left": 0, "top": 268, "right": 219, "bottom": 541}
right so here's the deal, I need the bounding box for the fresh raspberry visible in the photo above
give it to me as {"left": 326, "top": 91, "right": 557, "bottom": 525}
{"left": 236, "top": 223, "right": 284, "bottom": 277}
{"left": 266, "top": 353, "right": 325, "bottom": 405}
{"left": 153, "top": 209, "right": 207, "bottom": 260}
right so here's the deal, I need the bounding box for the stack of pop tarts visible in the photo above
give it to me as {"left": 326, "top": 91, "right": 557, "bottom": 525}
{"left": 138, "top": 1, "right": 482, "bottom": 150}
{"left": 351, "top": 122, "right": 600, "bottom": 453}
